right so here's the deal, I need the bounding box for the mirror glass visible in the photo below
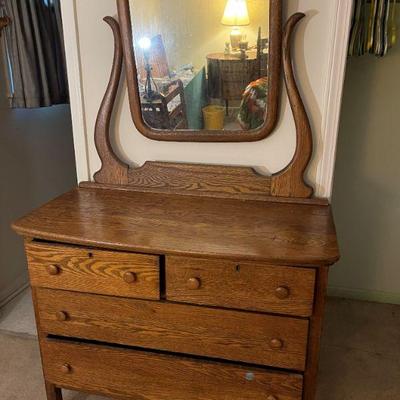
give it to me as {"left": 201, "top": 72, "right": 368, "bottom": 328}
{"left": 129, "top": 0, "right": 270, "bottom": 133}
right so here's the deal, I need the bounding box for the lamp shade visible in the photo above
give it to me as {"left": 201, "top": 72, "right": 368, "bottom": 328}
{"left": 221, "top": 0, "right": 250, "bottom": 26}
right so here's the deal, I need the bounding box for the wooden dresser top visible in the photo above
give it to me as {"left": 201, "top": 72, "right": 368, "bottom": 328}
{"left": 13, "top": 187, "right": 339, "bottom": 267}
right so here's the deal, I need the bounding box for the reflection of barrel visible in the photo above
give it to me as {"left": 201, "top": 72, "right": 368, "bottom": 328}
{"left": 206, "top": 52, "right": 261, "bottom": 101}
{"left": 203, "top": 106, "right": 225, "bottom": 130}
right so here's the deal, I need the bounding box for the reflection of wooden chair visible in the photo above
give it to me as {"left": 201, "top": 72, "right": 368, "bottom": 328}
{"left": 141, "top": 80, "right": 188, "bottom": 130}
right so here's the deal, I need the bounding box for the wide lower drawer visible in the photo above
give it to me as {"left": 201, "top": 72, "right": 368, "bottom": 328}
{"left": 26, "top": 242, "right": 160, "bottom": 300}
{"left": 41, "top": 339, "right": 303, "bottom": 400}
{"left": 36, "top": 288, "right": 309, "bottom": 371}
{"left": 166, "top": 256, "right": 316, "bottom": 317}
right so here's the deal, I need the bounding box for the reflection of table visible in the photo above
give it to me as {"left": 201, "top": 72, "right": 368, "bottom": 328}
{"left": 207, "top": 52, "right": 267, "bottom": 114}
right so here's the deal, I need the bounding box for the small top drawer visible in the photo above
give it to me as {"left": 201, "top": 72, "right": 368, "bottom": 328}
{"left": 26, "top": 242, "right": 160, "bottom": 300}
{"left": 166, "top": 256, "right": 316, "bottom": 317}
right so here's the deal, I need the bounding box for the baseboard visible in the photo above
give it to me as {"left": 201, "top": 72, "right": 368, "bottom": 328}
{"left": 0, "top": 277, "right": 29, "bottom": 309}
{"left": 328, "top": 286, "right": 400, "bottom": 305}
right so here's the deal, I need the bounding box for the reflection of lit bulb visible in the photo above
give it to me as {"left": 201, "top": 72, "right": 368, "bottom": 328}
{"left": 139, "top": 37, "right": 151, "bottom": 50}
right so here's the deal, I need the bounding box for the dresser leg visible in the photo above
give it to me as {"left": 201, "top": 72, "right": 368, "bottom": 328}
{"left": 45, "top": 381, "right": 63, "bottom": 400}
{"left": 303, "top": 266, "right": 329, "bottom": 400}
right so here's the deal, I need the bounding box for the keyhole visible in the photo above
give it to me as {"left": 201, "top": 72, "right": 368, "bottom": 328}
{"left": 236, "top": 264, "right": 241, "bottom": 272}
{"left": 88, "top": 252, "right": 93, "bottom": 258}
{"left": 245, "top": 372, "right": 254, "bottom": 381}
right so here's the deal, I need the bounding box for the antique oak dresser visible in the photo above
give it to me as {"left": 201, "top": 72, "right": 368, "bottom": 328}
{"left": 12, "top": 1, "right": 339, "bottom": 399}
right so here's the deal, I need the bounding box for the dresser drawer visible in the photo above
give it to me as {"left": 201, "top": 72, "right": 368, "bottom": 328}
{"left": 36, "top": 288, "right": 309, "bottom": 370}
{"left": 41, "top": 339, "right": 303, "bottom": 400}
{"left": 26, "top": 242, "right": 159, "bottom": 300}
{"left": 166, "top": 256, "right": 316, "bottom": 317}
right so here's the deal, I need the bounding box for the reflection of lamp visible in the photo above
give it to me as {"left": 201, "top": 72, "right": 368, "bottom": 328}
{"left": 221, "top": 0, "right": 250, "bottom": 51}
{"left": 139, "top": 36, "right": 159, "bottom": 100}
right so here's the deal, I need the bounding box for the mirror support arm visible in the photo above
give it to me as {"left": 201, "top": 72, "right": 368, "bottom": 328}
{"left": 93, "top": 16, "right": 129, "bottom": 185}
{"left": 271, "top": 13, "right": 314, "bottom": 198}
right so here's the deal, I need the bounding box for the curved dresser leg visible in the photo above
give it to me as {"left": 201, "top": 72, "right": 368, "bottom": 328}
{"left": 45, "top": 381, "right": 63, "bottom": 400}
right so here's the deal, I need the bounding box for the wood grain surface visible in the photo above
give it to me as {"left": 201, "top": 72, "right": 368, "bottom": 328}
{"left": 36, "top": 288, "right": 309, "bottom": 371}
{"left": 41, "top": 338, "right": 303, "bottom": 400}
{"left": 86, "top": 161, "right": 331, "bottom": 204}
{"left": 166, "top": 256, "right": 316, "bottom": 317}
{"left": 127, "top": 161, "right": 274, "bottom": 201}
{"left": 26, "top": 242, "right": 160, "bottom": 300}
{"left": 13, "top": 188, "right": 339, "bottom": 267}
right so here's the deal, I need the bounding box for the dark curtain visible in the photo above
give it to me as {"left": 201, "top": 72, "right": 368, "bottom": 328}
{"left": 0, "top": 0, "right": 68, "bottom": 108}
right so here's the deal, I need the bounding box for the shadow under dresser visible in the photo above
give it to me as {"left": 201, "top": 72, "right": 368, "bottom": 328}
{"left": 12, "top": 187, "right": 339, "bottom": 400}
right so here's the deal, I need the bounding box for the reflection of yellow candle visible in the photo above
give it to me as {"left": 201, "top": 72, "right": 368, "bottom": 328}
{"left": 221, "top": 0, "right": 250, "bottom": 51}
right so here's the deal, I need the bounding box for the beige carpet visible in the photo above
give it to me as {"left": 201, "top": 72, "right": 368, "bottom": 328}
{"left": 0, "top": 289, "right": 37, "bottom": 336}
{"left": 0, "top": 297, "right": 399, "bottom": 399}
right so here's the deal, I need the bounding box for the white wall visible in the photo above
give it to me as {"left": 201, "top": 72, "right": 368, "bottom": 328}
{"left": 63, "top": 0, "right": 352, "bottom": 198}
{"left": 329, "top": 20, "right": 400, "bottom": 304}
{"left": 0, "top": 57, "right": 77, "bottom": 305}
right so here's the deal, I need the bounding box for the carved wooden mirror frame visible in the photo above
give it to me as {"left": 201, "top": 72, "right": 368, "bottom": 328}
{"left": 117, "top": 0, "right": 282, "bottom": 142}
{"left": 84, "top": 3, "right": 321, "bottom": 203}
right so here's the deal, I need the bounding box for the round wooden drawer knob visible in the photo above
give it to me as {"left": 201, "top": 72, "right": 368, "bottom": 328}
{"left": 187, "top": 277, "right": 201, "bottom": 290}
{"left": 275, "top": 286, "right": 290, "bottom": 299}
{"left": 56, "top": 311, "right": 69, "bottom": 322}
{"left": 61, "top": 363, "right": 72, "bottom": 374}
{"left": 123, "top": 272, "right": 137, "bottom": 284}
{"left": 270, "top": 338, "right": 284, "bottom": 349}
{"left": 267, "top": 396, "right": 278, "bottom": 400}
{"left": 46, "top": 264, "right": 60, "bottom": 276}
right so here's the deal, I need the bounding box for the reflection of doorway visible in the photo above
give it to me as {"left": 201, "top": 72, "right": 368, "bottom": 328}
{"left": 0, "top": 3, "right": 77, "bottom": 308}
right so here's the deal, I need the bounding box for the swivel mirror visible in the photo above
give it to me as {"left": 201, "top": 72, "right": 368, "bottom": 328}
{"left": 117, "top": 0, "right": 282, "bottom": 141}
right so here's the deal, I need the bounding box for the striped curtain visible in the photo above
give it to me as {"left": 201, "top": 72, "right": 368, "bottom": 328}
{"left": 349, "top": 0, "right": 398, "bottom": 57}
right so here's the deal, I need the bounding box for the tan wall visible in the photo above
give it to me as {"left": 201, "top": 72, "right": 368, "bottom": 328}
{"left": 131, "top": 0, "right": 269, "bottom": 70}
{"left": 0, "top": 56, "right": 77, "bottom": 305}
{"left": 330, "top": 15, "right": 400, "bottom": 303}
